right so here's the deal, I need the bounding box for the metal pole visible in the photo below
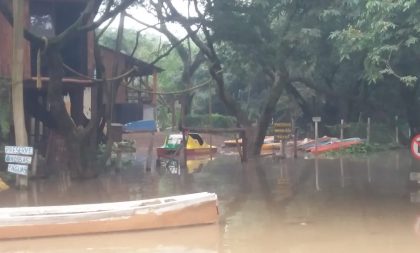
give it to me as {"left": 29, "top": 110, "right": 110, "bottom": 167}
{"left": 340, "top": 157, "right": 344, "bottom": 188}
{"left": 314, "top": 121, "right": 319, "bottom": 153}
{"left": 315, "top": 157, "right": 320, "bottom": 191}
{"left": 293, "top": 128, "right": 298, "bottom": 159}
{"left": 340, "top": 119, "right": 344, "bottom": 150}
{"left": 366, "top": 117, "right": 371, "bottom": 144}
{"left": 395, "top": 115, "right": 399, "bottom": 144}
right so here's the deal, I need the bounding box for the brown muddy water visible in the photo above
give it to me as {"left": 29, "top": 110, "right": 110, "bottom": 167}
{"left": 1, "top": 150, "right": 420, "bottom": 252}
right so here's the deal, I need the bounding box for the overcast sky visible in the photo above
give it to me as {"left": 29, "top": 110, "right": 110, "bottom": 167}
{"left": 104, "top": 2, "right": 192, "bottom": 38}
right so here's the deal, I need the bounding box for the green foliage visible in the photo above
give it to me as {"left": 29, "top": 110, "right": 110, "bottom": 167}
{"left": 325, "top": 122, "right": 398, "bottom": 144}
{"left": 330, "top": 0, "right": 420, "bottom": 85}
{"left": 97, "top": 140, "right": 136, "bottom": 170}
{"left": 184, "top": 114, "right": 237, "bottom": 129}
{"left": 322, "top": 143, "right": 387, "bottom": 157}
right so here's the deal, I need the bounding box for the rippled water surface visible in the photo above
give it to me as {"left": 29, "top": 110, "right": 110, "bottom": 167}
{"left": 1, "top": 150, "right": 420, "bottom": 252}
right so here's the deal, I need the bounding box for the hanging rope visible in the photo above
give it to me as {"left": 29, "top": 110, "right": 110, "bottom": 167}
{"left": 62, "top": 63, "right": 136, "bottom": 82}
{"left": 123, "top": 70, "right": 222, "bottom": 96}
{"left": 62, "top": 59, "right": 223, "bottom": 96}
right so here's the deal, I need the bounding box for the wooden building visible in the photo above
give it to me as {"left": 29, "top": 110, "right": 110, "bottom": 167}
{"left": 0, "top": 0, "right": 162, "bottom": 168}
{"left": 99, "top": 45, "right": 162, "bottom": 124}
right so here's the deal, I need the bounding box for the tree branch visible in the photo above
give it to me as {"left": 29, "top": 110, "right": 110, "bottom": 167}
{"left": 150, "top": 31, "right": 198, "bottom": 65}
{"left": 80, "top": 0, "right": 138, "bottom": 32}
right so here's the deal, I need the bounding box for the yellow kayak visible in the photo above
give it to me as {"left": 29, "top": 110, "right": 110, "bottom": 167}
{"left": 0, "top": 177, "right": 9, "bottom": 192}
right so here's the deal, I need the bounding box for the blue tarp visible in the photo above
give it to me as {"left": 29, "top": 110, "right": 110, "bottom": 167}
{"left": 123, "top": 120, "right": 157, "bottom": 133}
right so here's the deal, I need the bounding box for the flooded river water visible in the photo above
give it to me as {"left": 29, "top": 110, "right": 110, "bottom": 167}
{"left": 1, "top": 150, "right": 420, "bottom": 252}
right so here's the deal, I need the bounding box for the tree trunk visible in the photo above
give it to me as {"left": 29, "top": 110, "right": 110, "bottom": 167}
{"left": 46, "top": 47, "right": 88, "bottom": 178}
{"left": 400, "top": 83, "right": 420, "bottom": 137}
{"left": 253, "top": 71, "right": 287, "bottom": 155}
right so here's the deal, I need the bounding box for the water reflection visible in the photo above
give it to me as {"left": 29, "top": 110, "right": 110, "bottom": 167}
{"left": 0, "top": 225, "right": 220, "bottom": 253}
{"left": 1, "top": 151, "right": 420, "bottom": 252}
{"left": 156, "top": 157, "right": 214, "bottom": 175}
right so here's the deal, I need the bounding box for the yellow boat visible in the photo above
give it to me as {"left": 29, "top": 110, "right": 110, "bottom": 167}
{"left": 157, "top": 133, "right": 217, "bottom": 157}
{"left": 0, "top": 177, "right": 9, "bottom": 192}
{"left": 224, "top": 136, "right": 280, "bottom": 151}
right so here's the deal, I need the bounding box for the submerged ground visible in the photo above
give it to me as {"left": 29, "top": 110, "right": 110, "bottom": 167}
{"left": 0, "top": 134, "right": 420, "bottom": 252}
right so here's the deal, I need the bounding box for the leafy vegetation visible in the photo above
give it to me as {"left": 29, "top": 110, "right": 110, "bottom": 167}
{"left": 184, "top": 114, "right": 237, "bottom": 129}
{"left": 321, "top": 142, "right": 401, "bottom": 158}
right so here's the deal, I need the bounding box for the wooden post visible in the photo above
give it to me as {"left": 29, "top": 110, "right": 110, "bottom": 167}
{"left": 366, "top": 117, "right": 371, "bottom": 144}
{"left": 241, "top": 130, "right": 247, "bottom": 162}
{"left": 395, "top": 115, "right": 399, "bottom": 144}
{"left": 171, "top": 98, "right": 176, "bottom": 131}
{"left": 181, "top": 129, "right": 187, "bottom": 162}
{"left": 12, "top": 0, "right": 28, "bottom": 188}
{"left": 281, "top": 139, "right": 286, "bottom": 158}
{"left": 152, "top": 71, "right": 158, "bottom": 123}
{"left": 145, "top": 132, "right": 155, "bottom": 172}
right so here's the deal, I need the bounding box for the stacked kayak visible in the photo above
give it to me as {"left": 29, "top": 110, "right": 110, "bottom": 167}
{"left": 306, "top": 138, "right": 363, "bottom": 154}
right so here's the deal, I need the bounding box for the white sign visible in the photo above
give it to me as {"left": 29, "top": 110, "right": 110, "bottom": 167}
{"left": 312, "top": 117, "right": 321, "bottom": 122}
{"left": 7, "top": 164, "right": 28, "bottom": 176}
{"left": 410, "top": 172, "right": 420, "bottom": 183}
{"left": 5, "top": 154, "right": 32, "bottom": 164}
{"left": 5, "top": 146, "right": 33, "bottom": 156}
{"left": 411, "top": 191, "right": 420, "bottom": 203}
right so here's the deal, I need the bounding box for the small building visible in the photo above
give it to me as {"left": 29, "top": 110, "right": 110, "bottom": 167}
{"left": 99, "top": 45, "right": 163, "bottom": 124}
{"left": 0, "top": 0, "right": 162, "bottom": 163}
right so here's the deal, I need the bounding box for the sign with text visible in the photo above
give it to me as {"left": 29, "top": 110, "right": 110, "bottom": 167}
{"left": 7, "top": 164, "right": 28, "bottom": 176}
{"left": 411, "top": 134, "right": 420, "bottom": 160}
{"left": 4, "top": 146, "right": 33, "bottom": 176}
{"left": 273, "top": 122, "right": 292, "bottom": 141}
{"left": 312, "top": 117, "right": 321, "bottom": 122}
{"left": 5, "top": 154, "right": 32, "bottom": 164}
{"left": 5, "top": 146, "right": 33, "bottom": 156}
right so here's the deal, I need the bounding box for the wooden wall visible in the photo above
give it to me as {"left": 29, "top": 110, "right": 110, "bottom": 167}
{"left": 100, "top": 47, "right": 128, "bottom": 104}
{"left": 0, "top": 0, "right": 31, "bottom": 79}
{"left": 0, "top": 0, "right": 94, "bottom": 80}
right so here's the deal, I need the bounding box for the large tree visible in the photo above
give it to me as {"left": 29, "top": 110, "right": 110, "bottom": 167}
{"left": 148, "top": 0, "right": 364, "bottom": 155}
{"left": 330, "top": 0, "right": 420, "bottom": 134}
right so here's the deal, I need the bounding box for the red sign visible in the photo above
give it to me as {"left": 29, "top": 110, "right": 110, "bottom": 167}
{"left": 410, "top": 134, "right": 420, "bottom": 160}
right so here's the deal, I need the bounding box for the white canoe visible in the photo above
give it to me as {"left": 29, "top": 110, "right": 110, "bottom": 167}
{"left": 0, "top": 192, "right": 218, "bottom": 239}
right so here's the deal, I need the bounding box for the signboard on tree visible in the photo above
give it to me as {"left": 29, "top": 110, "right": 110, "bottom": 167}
{"left": 273, "top": 122, "right": 292, "bottom": 142}
{"left": 4, "top": 146, "right": 33, "bottom": 176}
